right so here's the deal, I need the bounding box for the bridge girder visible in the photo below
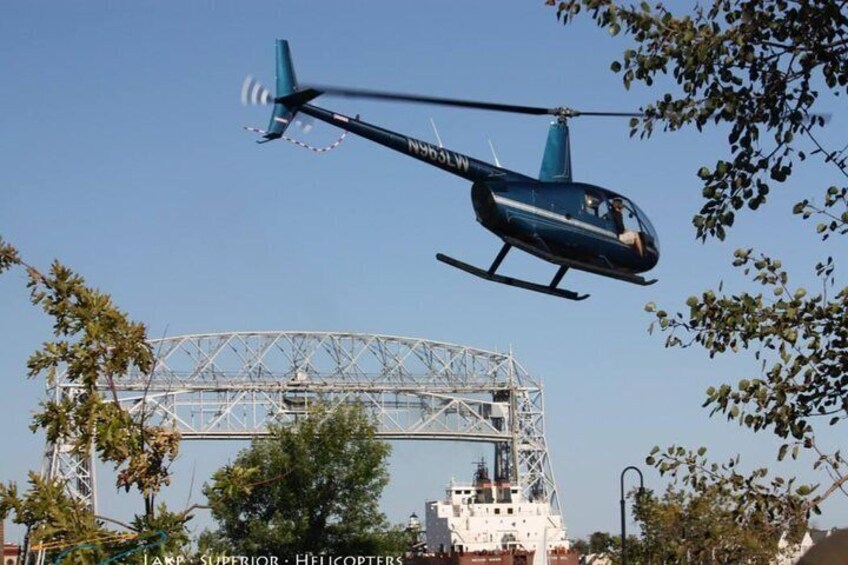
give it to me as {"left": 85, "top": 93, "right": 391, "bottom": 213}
{"left": 42, "top": 332, "right": 562, "bottom": 517}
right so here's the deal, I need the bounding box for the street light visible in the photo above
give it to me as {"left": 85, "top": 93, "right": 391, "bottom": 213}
{"left": 620, "top": 465, "right": 644, "bottom": 565}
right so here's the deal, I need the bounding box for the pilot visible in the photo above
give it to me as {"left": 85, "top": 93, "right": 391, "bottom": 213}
{"left": 611, "top": 198, "right": 644, "bottom": 257}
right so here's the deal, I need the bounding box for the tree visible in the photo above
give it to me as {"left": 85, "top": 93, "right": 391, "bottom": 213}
{"left": 204, "top": 402, "right": 404, "bottom": 557}
{"left": 548, "top": 0, "right": 848, "bottom": 551}
{"left": 629, "top": 486, "right": 802, "bottom": 564}
{"left": 569, "top": 531, "right": 644, "bottom": 563}
{"left": 0, "top": 237, "right": 191, "bottom": 563}
{"left": 587, "top": 531, "right": 615, "bottom": 554}
{"left": 570, "top": 538, "right": 590, "bottom": 556}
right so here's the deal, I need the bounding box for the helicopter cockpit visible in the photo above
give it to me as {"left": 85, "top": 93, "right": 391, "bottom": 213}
{"left": 629, "top": 200, "right": 660, "bottom": 253}
{"left": 580, "top": 187, "right": 659, "bottom": 253}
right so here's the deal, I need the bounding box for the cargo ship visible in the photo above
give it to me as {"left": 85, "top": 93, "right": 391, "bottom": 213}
{"left": 408, "top": 461, "right": 579, "bottom": 565}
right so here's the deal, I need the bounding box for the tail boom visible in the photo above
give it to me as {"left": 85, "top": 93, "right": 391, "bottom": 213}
{"left": 297, "top": 103, "right": 525, "bottom": 183}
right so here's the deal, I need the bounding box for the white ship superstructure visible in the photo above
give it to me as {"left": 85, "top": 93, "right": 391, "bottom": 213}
{"left": 425, "top": 462, "right": 570, "bottom": 565}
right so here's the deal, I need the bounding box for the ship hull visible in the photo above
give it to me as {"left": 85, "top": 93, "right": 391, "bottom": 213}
{"left": 408, "top": 550, "right": 579, "bottom": 565}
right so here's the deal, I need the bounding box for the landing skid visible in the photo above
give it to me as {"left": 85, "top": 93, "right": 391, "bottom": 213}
{"left": 501, "top": 236, "right": 658, "bottom": 286}
{"left": 436, "top": 244, "right": 589, "bottom": 301}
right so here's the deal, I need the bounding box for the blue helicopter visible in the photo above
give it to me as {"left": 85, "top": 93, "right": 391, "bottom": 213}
{"left": 243, "top": 40, "right": 659, "bottom": 301}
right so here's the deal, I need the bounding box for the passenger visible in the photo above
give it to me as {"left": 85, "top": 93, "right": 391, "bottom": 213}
{"left": 611, "top": 198, "right": 644, "bottom": 257}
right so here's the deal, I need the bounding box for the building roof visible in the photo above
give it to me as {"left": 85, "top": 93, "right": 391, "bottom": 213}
{"left": 808, "top": 527, "right": 848, "bottom": 544}
{"left": 798, "top": 529, "right": 848, "bottom": 564}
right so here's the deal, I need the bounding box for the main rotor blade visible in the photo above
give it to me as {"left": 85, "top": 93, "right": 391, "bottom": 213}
{"left": 572, "top": 110, "right": 645, "bottom": 117}
{"left": 304, "top": 84, "right": 556, "bottom": 116}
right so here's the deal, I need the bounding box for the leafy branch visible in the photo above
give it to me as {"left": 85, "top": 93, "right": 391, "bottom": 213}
{"left": 0, "top": 236, "right": 186, "bottom": 557}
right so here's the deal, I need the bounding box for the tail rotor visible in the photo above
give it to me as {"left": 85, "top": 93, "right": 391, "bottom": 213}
{"left": 241, "top": 76, "right": 273, "bottom": 106}
{"left": 241, "top": 40, "right": 322, "bottom": 143}
{"left": 241, "top": 40, "right": 344, "bottom": 151}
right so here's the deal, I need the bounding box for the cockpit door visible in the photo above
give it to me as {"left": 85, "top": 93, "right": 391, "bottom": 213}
{"left": 618, "top": 200, "right": 643, "bottom": 233}
{"left": 580, "top": 188, "right": 615, "bottom": 233}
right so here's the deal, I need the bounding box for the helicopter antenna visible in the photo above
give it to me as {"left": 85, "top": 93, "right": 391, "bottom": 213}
{"left": 488, "top": 139, "right": 502, "bottom": 168}
{"left": 429, "top": 118, "right": 444, "bottom": 148}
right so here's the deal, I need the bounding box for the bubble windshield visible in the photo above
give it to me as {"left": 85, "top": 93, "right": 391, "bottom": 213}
{"left": 631, "top": 201, "right": 659, "bottom": 250}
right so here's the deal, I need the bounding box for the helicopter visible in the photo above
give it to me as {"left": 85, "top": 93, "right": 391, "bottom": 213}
{"left": 242, "top": 40, "right": 660, "bottom": 301}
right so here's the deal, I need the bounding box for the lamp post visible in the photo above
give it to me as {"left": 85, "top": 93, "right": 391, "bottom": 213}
{"left": 620, "top": 465, "right": 644, "bottom": 565}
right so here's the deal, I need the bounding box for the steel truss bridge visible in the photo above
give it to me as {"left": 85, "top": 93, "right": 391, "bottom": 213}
{"left": 42, "top": 331, "right": 562, "bottom": 516}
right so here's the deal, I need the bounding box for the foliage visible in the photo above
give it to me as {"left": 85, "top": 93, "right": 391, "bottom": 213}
{"left": 195, "top": 528, "right": 233, "bottom": 561}
{"left": 645, "top": 250, "right": 848, "bottom": 512}
{"left": 571, "top": 532, "right": 621, "bottom": 555}
{"left": 128, "top": 504, "right": 194, "bottom": 562}
{"left": 204, "top": 402, "right": 402, "bottom": 557}
{"left": 0, "top": 472, "right": 107, "bottom": 565}
{"left": 570, "top": 538, "right": 589, "bottom": 556}
{"left": 548, "top": 0, "right": 848, "bottom": 556}
{"left": 0, "top": 237, "right": 21, "bottom": 272}
{"left": 629, "top": 485, "right": 803, "bottom": 564}
{"left": 573, "top": 485, "right": 804, "bottom": 564}
{"left": 0, "top": 237, "right": 187, "bottom": 557}
{"left": 568, "top": 532, "right": 642, "bottom": 563}
{"left": 587, "top": 531, "right": 616, "bottom": 554}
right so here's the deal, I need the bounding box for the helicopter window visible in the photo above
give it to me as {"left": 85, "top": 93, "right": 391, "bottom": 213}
{"left": 616, "top": 199, "right": 642, "bottom": 233}
{"left": 632, "top": 201, "right": 660, "bottom": 250}
{"left": 613, "top": 197, "right": 661, "bottom": 251}
{"left": 583, "top": 191, "right": 609, "bottom": 218}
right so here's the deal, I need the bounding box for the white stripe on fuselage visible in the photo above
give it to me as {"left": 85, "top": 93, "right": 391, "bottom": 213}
{"left": 492, "top": 194, "right": 624, "bottom": 242}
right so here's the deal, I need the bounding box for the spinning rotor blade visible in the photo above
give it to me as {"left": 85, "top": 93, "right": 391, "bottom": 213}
{"left": 570, "top": 110, "right": 645, "bottom": 117}
{"left": 305, "top": 84, "right": 643, "bottom": 119}
{"left": 240, "top": 74, "right": 644, "bottom": 118}
{"left": 306, "top": 84, "right": 553, "bottom": 115}
{"left": 241, "top": 76, "right": 273, "bottom": 106}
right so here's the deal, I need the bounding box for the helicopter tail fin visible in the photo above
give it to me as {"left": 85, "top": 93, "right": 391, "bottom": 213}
{"left": 261, "top": 40, "right": 320, "bottom": 142}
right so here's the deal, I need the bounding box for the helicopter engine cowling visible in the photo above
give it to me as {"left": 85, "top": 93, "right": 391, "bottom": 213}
{"left": 471, "top": 179, "right": 545, "bottom": 243}
{"left": 470, "top": 181, "right": 505, "bottom": 231}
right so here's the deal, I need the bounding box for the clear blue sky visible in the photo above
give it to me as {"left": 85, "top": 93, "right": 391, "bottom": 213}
{"left": 1, "top": 1, "right": 845, "bottom": 543}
